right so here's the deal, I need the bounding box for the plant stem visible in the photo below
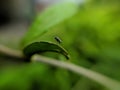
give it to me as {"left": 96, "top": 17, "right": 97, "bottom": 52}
{"left": 0, "top": 44, "right": 120, "bottom": 90}
{"left": 0, "top": 44, "right": 24, "bottom": 59}
{"left": 32, "top": 55, "right": 120, "bottom": 90}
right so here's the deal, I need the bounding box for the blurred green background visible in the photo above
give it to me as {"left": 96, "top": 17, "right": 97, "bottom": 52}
{"left": 0, "top": 0, "right": 120, "bottom": 90}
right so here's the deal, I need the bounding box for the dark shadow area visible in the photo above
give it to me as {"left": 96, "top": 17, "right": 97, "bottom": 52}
{"left": 0, "top": 1, "right": 11, "bottom": 26}
{"left": 0, "top": 10, "right": 11, "bottom": 26}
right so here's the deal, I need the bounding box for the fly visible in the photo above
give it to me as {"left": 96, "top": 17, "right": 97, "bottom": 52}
{"left": 54, "top": 36, "right": 62, "bottom": 44}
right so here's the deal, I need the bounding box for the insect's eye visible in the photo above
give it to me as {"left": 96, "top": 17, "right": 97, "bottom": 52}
{"left": 54, "top": 36, "right": 62, "bottom": 44}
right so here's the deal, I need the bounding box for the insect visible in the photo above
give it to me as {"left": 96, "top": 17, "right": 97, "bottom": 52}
{"left": 54, "top": 36, "right": 62, "bottom": 44}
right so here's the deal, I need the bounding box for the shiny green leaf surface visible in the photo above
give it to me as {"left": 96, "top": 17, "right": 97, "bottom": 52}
{"left": 23, "top": 42, "right": 69, "bottom": 59}
{"left": 21, "top": 2, "right": 78, "bottom": 47}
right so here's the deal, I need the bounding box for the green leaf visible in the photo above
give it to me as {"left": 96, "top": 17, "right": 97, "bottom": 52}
{"left": 23, "top": 42, "right": 69, "bottom": 59}
{"left": 21, "top": 2, "right": 78, "bottom": 47}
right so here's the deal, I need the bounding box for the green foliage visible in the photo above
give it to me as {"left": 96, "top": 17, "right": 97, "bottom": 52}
{"left": 21, "top": 2, "right": 79, "bottom": 47}
{"left": 0, "top": 63, "right": 71, "bottom": 90}
{"left": 23, "top": 42, "right": 69, "bottom": 59}
{"left": 1, "top": 0, "right": 120, "bottom": 90}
